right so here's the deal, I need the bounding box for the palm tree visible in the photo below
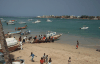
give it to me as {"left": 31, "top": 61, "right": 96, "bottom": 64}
{"left": 0, "top": 20, "right": 12, "bottom": 64}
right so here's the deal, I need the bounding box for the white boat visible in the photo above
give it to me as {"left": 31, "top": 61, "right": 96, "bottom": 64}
{"left": 32, "top": 20, "right": 41, "bottom": 23}
{"left": 47, "top": 19, "right": 52, "bottom": 22}
{"left": 19, "top": 21, "right": 26, "bottom": 24}
{"left": 80, "top": 27, "right": 89, "bottom": 29}
{"left": 7, "top": 22, "right": 15, "bottom": 25}
{"left": 46, "top": 31, "right": 56, "bottom": 37}
{"left": 8, "top": 20, "right": 14, "bottom": 23}
{"left": 1, "top": 20, "right": 6, "bottom": 22}
{"left": 28, "top": 19, "right": 33, "bottom": 21}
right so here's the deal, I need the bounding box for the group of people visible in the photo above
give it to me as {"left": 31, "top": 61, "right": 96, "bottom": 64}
{"left": 29, "top": 52, "right": 52, "bottom": 64}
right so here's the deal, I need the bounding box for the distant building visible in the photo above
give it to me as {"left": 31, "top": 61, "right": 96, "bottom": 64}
{"left": 77, "top": 16, "right": 80, "bottom": 19}
{"left": 93, "top": 16, "right": 98, "bottom": 20}
{"left": 70, "top": 15, "right": 74, "bottom": 19}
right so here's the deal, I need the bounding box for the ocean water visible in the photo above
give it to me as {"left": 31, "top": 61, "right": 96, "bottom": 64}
{"left": 1, "top": 17, "right": 100, "bottom": 49}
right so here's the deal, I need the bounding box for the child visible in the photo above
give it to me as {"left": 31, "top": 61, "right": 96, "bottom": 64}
{"left": 68, "top": 57, "right": 71, "bottom": 64}
{"left": 48, "top": 58, "right": 52, "bottom": 64}
{"left": 46, "top": 55, "right": 48, "bottom": 64}
{"left": 43, "top": 53, "right": 46, "bottom": 63}
{"left": 40, "top": 57, "right": 44, "bottom": 64}
{"left": 76, "top": 44, "right": 78, "bottom": 49}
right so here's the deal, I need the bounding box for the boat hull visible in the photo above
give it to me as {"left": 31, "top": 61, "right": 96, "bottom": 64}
{"left": 0, "top": 44, "right": 19, "bottom": 53}
{"left": 33, "top": 34, "right": 62, "bottom": 43}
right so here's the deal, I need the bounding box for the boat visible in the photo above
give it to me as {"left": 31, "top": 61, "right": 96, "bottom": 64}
{"left": 47, "top": 19, "right": 52, "bottom": 22}
{"left": 8, "top": 30, "right": 21, "bottom": 35}
{"left": 32, "top": 20, "right": 41, "bottom": 23}
{"left": 7, "top": 22, "right": 15, "bottom": 25}
{"left": 99, "top": 27, "right": 100, "bottom": 29}
{"left": 0, "top": 38, "right": 19, "bottom": 53}
{"left": 1, "top": 20, "right": 6, "bottom": 22}
{"left": 33, "top": 34, "right": 62, "bottom": 43}
{"left": 19, "top": 21, "right": 26, "bottom": 24}
{"left": 80, "top": 27, "right": 89, "bottom": 29}
{"left": 7, "top": 20, "right": 15, "bottom": 23}
{"left": 20, "top": 30, "right": 31, "bottom": 35}
{"left": 17, "top": 25, "right": 27, "bottom": 30}
{"left": 28, "top": 19, "right": 33, "bottom": 21}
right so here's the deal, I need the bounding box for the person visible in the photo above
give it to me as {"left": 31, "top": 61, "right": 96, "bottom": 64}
{"left": 20, "top": 41, "right": 23, "bottom": 50}
{"left": 77, "top": 40, "right": 79, "bottom": 46}
{"left": 48, "top": 58, "right": 52, "bottom": 64}
{"left": 43, "top": 53, "right": 46, "bottom": 63}
{"left": 21, "top": 60, "right": 25, "bottom": 64}
{"left": 40, "top": 57, "right": 44, "bottom": 64}
{"left": 19, "top": 36, "right": 22, "bottom": 42}
{"left": 49, "top": 36, "right": 51, "bottom": 42}
{"left": 39, "top": 35, "right": 41, "bottom": 40}
{"left": 68, "top": 57, "right": 71, "bottom": 64}
{"left": 76, "top": 44, "right": 78, "bottom": 49}
{"left": 15, "top": 27, "right": 16, "bottom": 30}
{"left": 29, "top": 52, "right": 37, "bottom": 62}
{"left": 46, "top": 55, "right": 48, "bottom": 64}
{"left": 51, "top": 36, "right": 54, "bottom": 42}
{"left": 33, "top": 35, "right": 37, "bottom": 40}
{"left": 22, "top": 36, "right": 26, "bottom": 43}
{"left": 43, "top": 36, "right": 46, "bottom": 41}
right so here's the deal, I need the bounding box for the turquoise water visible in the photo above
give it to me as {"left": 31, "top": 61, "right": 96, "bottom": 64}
{"left": 1, "top": 17, "right": 100, "bottom": 49}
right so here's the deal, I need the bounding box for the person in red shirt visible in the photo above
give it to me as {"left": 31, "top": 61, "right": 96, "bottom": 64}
{"left": 40, "top": 57, "right": 44, "bottom": 64}
{"left": 76, "top": 44, "right": 78, "bottom": 49}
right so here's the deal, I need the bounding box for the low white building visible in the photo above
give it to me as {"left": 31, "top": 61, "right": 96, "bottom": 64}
{"left": 37, "top": 16, "right": 41, "bottom": 18}
{"left": 94, "top": 16, "right": 98, "bottom": 20}
{"left": 70, "top": 15, "right": 74, "bottom": 19}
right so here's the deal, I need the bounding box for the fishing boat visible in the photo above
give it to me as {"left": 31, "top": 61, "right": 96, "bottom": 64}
{"left": 7, "top": 22, "right": 15, "bottom": 25}
{"left": 19, "top": 21, "right": 26, "bottom": 24}
{"left": 20, "top": 30, "right": 31, "bottom": 35}
{"left": 8, "top": 20, "right": 15, "bottom": 23}
{"left": 32, "top": 20, "right": 41, "bottom": 23}
{"left": 33, "top": 34, "right": 62, "bottom": 43}
{"left": 17, "top": 25, "right": 27, "bottom": 30}
{"left": 80, "top": 27, "right": 89, "bottom": 29}
{"left": 47, "top": 19, "right": 52, "bottom": 22}
{"left": 28, "top": 19, "right": 33, "bottom": 21}
{"left": 8, "top": 30, "right": 21, "bottom": 35}
{"left": 0, "top": 38, "right": 19, "bottom": 53}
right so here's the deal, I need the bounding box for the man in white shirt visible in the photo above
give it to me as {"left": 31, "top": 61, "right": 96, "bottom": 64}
{"left": 20, "top": 41, "right": 23, "bottom": 50}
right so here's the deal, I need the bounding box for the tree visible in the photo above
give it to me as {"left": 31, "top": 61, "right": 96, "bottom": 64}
{"left": 0, "top": 20, "right": 12, "bottom": 64}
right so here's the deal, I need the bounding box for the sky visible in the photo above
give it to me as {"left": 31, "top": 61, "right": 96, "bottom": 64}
{"left": 0, "top": 0, "right": 100, "bottom": 16}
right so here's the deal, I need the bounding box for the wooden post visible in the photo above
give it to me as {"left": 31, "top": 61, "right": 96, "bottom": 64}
{"left": 0, "top": 20, "right": 12, "bottom": 64}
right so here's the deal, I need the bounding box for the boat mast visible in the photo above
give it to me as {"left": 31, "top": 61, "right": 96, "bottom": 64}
{"left": 0, "top": 20, "right": 12, "bottom": 64}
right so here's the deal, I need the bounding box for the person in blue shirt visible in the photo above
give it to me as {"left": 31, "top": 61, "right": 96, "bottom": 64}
{"left": 29, "top": 52, "right": 37, "bottom": 62}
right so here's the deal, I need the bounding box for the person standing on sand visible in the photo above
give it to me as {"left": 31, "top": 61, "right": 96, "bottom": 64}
{"left": 46, "top": 55, "right": 48, "bottom": 64}
{"left": 68, "top": 57, "right": 71, "bottom": 64}
{"left": 48, "top": 58, "right": 52, "bottom": 64}
{"left": 20, "top": 41, "right": 23, "bottom": 50}
{"left": 43, "top": 53, "right": 46, "bottom": 63}
{"left": 19, "top": 36, "right": 22, "bottom": 42}
{"left": 76, "top": 44, "right": 78, "bottom": 49}
{"left": 40, "top": 57, "right": 44, "bottom": 64}
{"left": 77, "top": 40, "right": 79, "bottom": 46}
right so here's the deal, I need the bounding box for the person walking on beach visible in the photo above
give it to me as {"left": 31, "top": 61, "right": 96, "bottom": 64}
{"left": 40, "top": 57, "right": 44, "bottom": 64}
{"left": 76, "top": 44, "right": 78, "bottom": 49}
{"left": 68, "top": 57, "right": 71, "bottom": 64}
{"left": 43, "top": 53, "right": 46, "bottom": 63}
{"left": 29, "top": 52, "right": 37, "bottom": 62}
{"left": 48, "top": 58, "right": 52, "bottom": 64}
{"left": 46, "top": 55, "right": 48, "bottom": 64}
{"left": 77, "top": 40, "right": 79, "bottom": 46}
{"left": 20, "top": 41, "right": 23, "bottom": 50}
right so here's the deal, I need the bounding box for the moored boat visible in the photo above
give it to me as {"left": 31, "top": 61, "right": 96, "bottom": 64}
{"left": 8, "top": 30, "right": 21, "bottom": 35}
{"left": 19, "top": 21, "right": 26, "bottom": 24}
{"left": 32, "top": 20, "right": 41, "bottom": 23}
{"left": 80, "top": 27, "right": 89, "bottom": 29}
{"left": 47, "top": 19, "right": 52, "bottom": 22}
{"left": 17, "top": 25, "right": 27, "bottom": 30}
{"left": 0, "top": 38, "right": 19, "bottom": 53}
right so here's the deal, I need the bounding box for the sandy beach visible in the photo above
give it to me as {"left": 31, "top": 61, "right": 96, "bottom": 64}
{"left": 9, "top": 35, "right": 100, "bottom": 64}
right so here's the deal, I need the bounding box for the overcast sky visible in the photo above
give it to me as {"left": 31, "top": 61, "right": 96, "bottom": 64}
{"left": 0, "top": 0, "right": 100, "bottom": 16}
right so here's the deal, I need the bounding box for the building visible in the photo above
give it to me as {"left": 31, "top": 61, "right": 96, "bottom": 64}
{"left": 70, "top": 15, "right": 74, "bottom": 19}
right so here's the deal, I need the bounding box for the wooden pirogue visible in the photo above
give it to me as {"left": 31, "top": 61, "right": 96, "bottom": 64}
{"left": 17, "top": 25, "right": 27, "bottom": 30}
{"left": 32, "top": 34, "right": 62, "bottom": 43}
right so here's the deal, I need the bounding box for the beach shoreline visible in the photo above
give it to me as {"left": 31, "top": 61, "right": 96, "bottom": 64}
{"left": 9, "top": 34, "right": 100, "bottom": 64}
